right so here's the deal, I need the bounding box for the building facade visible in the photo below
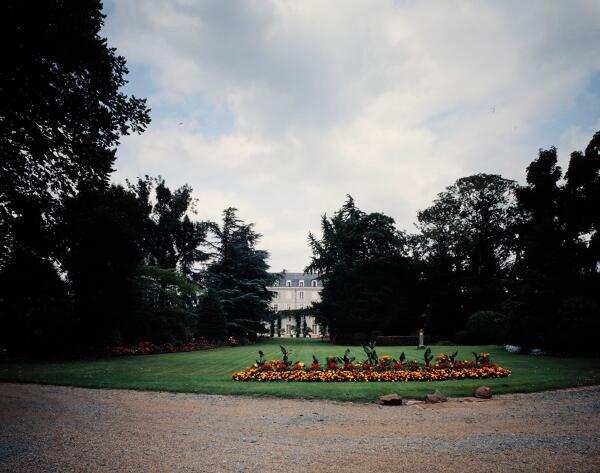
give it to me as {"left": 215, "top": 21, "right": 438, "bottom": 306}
{"left": 267, "top": 270, "right": 325, "bottom": 337}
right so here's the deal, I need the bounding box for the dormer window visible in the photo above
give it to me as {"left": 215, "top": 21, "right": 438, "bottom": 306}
{"left": 299, "top": 280, "right": 304, "bottom": 287}
{"left": 311, "top": 280, "right": 317, "bottom": 287}
{"left": 286, "top": 280, "right": 292, "bottom": 287}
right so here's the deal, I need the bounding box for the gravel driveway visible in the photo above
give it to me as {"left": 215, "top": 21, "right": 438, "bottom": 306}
{"left": 1, "top": 383, "right": 599, "bottom": 472}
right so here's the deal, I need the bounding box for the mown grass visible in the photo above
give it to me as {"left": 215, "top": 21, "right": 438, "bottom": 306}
{"left": 1, "top": 338, "right": 599, "bottom": 402}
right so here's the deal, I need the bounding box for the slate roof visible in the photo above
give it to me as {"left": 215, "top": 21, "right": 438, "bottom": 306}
{"left": 269, "top": 271, "right": 323, "bottom": 288}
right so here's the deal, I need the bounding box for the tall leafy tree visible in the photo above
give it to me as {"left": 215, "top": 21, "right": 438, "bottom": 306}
{"left": 125, "top": 177, "right": 208, "bottom": 343}
{"left": 204, "top": 208, "right": 273, "bottom": 338}
{"left": 510, "top": 137, "right": 600, "bottom": 352}
{"left": 0, "top": 0, "right": 149, "bottom": 353}
{"left": 508, "top": 147, "right": 568, "bottom": 349}
{"left": 0, "top": 0, "right": 150, "bottom": 266}
{"left": 128, "top": 176, "right": 209, "bottom": 277}
{"left": 416, "top": 174, "right": 518, "bottom": 336}
{"left": 307, "top": 196, "right": 424, "bottom": 340}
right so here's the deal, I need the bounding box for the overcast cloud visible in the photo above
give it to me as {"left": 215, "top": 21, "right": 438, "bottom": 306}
{"left": 104, "top": 0, "right": 600, "bottom": 271}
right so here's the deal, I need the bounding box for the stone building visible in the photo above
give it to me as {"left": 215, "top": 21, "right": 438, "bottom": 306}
{"left": 267, "top": 270, "right": 325, "bottom": 337}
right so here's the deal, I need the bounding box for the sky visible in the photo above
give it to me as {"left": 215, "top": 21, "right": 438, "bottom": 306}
{"left": 103, "top": 0, "right": 600, "bottom": 272}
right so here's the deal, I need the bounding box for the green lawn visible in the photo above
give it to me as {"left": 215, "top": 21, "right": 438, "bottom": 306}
{"left": 1, "top": 339, "right": 599, "bottom": 402}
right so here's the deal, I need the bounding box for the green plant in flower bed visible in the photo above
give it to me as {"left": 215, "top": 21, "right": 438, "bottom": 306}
{"left": 232, "top": 346, "right": 512, "bottom": 382}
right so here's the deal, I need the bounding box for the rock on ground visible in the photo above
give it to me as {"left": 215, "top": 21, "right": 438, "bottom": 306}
{"left": 1, "top": 383, "right": 599, "bottom": 473}
{"left": 475, "top": 386, "right": 493, "bottom": 399}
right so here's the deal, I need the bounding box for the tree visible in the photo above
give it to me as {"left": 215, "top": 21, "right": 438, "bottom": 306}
{"left": 204, "top": 208, "right": 273, "bottom": 338}
{"left": 134, "top": 266, "right": 200, "bottom": 344}
{"left": 0, "top": 0, "right": 150, "bottom": 266}
{"left": 59, "top": 184, "right": 147, "bottom": 347}
{"left": 416, "top": 174, "right": 518, "bottom": 337}
{"left": 0, "top": 0, "right": 149, "bottom": 354}
{"left": 196, "top": 289, "right": 228, "bottom": 343}
{"left": 508, "top": 147, "right": 568, "bottom": 349}
{"left": 307, "top": 196, "right": 424, "bottom": 339}
{"left": 128, "top": 177, "right": 208, "bottom": 277}
{"left": 508, "top": 135, "right": 600, "bottom": 352}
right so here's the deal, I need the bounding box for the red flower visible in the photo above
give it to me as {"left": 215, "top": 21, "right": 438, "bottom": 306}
{"left": 310, "top": 363, "right": 320, "bottom": 370}
{"left": 262, "top": 363, "right": 272, "bottom": 371}
{"left": 345, "top": 363, "right": 354, "bottom": 370}
{"left": 328, "top": 362, "right": 337, "bottom": 369}
{"left": 278, "top": 363, "right": 287, "bottom": 370}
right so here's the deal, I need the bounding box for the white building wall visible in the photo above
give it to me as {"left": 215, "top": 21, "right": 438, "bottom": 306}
{"left": 267, "top": 273, "right": 324, "bottom": 337}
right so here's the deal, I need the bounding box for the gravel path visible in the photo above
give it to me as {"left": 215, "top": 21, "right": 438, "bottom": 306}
{"left": 1, "top": 383, "right": 599, "bottom": 472}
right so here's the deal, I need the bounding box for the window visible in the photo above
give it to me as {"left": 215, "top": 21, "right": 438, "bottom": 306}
{"left": 299, "top": 291, "right": 304, "bottom": 299}
{"left": 273, "top": 292, "right": 278, "bottom": 298}
{"left": 273, "top": 304, "right": 278, "bottom": 311}
{"left": 286, "top": 280, "right": 292, "bottom": 287}
{"left": 299, "top": 280, "right": 304, "bottom": 287}
{"left": 311, "top": 280, "right": 317, "bottom": 287}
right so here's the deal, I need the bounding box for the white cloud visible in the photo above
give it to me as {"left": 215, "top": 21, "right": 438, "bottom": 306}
{"left": 106, "top": 0, "right": 600, "bottom": 271}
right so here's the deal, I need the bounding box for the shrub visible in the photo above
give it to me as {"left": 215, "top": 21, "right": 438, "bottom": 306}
{"left": 457, "top": 310, "right": 507, "bottom": 344}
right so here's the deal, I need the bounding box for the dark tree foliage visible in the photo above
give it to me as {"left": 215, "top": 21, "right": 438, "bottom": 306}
{"left": 307, "top": 196, "right": 425, "bottom": 340}
{"left": 509, "top": 137, "right": 600, "bottom": 353}
{"left": 204, "top": 208, "right": 273, "bottom": 338}
{"left": 0, "top": 251, "right": 72, "bottom": 356}
{"left": 128, "top": 177, "right": 209, "bottom": 277}
{"left": 416, "top": 174, "right": 518, "bottom": 337}
{"left": 0, "top": 0, "right": 150, "bottom": 266}
{"left": 133, "top": 266, "right": 199, "bottom": 344}
{"left": 60, "top": 184, "right": 146, "bottom": 348}
{"left": 0, "top": 0, "right": 149, "bottom": 355}
{"left": 196, "top": 289, "right": 228, "bottom": 343}
{"left": 125, "top": 177, "right": 208, "bottom": 344}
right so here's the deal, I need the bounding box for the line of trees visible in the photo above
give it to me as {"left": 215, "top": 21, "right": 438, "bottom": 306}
{"left": 0, "top": 1, "right": 273, "bottom": 356}
{"left": 308, "top": 135, "right": 600, "bottom": 354}
{"left": 1, "top": 1, "right": 597, "bottom": 357}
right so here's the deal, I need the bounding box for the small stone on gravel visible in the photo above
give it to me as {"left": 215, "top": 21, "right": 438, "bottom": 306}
{"left": 425, "top": 390, "right": 448, "bottom": 403}
{"left": 474, "top": 386, "right": 493, "bottom": 399}
{"left": 379, "top": 394, "right": 403, "bottom": 405}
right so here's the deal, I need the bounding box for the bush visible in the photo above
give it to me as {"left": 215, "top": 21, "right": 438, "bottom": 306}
{"left": 457, "top": 311, "right": 507, "bottom": 344}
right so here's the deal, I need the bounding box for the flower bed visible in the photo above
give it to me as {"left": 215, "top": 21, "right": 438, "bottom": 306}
{"left": 105, "top": 338, "right": 215, "bottom": 356}
{"left": 232, "top": 346, "right": 511, "bottom": 382}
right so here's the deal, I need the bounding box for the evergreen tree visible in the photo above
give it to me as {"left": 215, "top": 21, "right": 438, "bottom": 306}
{"left": 204, "top": 208, "right": 273, "bottom": 338}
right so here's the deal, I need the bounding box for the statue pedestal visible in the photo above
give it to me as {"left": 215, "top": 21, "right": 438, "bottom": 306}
{"left": 417, "top": 330, "right": 425, "bottom": 349}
